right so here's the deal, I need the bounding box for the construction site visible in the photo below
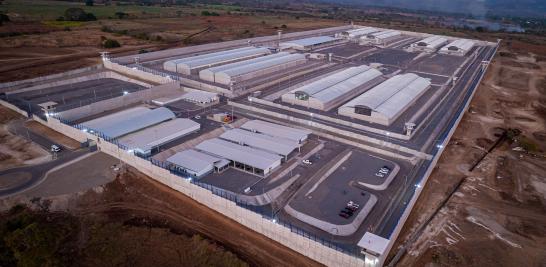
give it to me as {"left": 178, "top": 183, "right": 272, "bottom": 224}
{"left": 0, "top": 24, "right": 499, "bottom": 267}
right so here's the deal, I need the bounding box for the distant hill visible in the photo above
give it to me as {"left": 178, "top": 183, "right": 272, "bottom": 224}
{"left": 317, "top": 0, "right": 546, "bottom": 18}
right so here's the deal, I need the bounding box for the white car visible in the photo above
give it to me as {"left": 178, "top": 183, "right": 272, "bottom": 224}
{"left": 375, "top": 172, "right": 385, "bottom": 178}
{"left": 194, "top": 115, "right": 201, "bottom": 120}
{"left": 51, "top": 144, "right": 61, "bottom": 152}
{"left": 302, "top": 159, "right": 312, "bottom": 165}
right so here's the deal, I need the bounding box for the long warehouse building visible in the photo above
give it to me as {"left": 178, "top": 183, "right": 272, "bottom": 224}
{"left": 340, "top": 27, "right": 380, "bottom": 40}
{"left": 409, "top": 35, "right": 448, "bottom": 52}
{"left": 240, "top": 120, "right": 311, "bottom": 144}
{"left": 195, "top": 138, "right": 282, "bottom": 176}
{"left": 338, "top": 73, "right": 431, "bottom": 126}
{"left": 220, "top": 128, "right": 300, "bottom": 160}
{"left": 118, "top": 118, "right": 200, "bottom": 157}
{"left": 82, "top": 107, "right": 176, "bottom": 139}
{"left": 163, "top": 46, "right": 270, "bottom": 75}
{"left": 360, "top": 30, "right": 401, "bottom": 46}
{"left": 280, "top": 36, "right": 341, "bottom": 51}
{"left": 200, "top": 52, "right": 306, "bottom": 85}
{"left": 439, "top": 39, "right": 475, "bottom": 56}
{"left": 167, "top": 149, "right": 229, "bottom": 178}
{"left": 281, "top": 65, "right": 383, "bottom": 111}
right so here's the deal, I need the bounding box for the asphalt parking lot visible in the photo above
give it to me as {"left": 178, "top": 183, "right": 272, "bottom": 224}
{"left": 10, "top": 78, "right": 147, "bottom": 113}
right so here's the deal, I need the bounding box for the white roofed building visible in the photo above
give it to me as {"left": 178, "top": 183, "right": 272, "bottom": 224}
{"left": 118, "top": 118, "right": 200, "bottom": 157}
{"left": 409, "top": 36, "right": 449, "bottom": 53}
{"left": 338, "top": 73, "right": 431, "bottom": 125}
{"left": 196, "top": 138, "right": 282, "bottom": 176}
{"left": 240, "top": 120, "right": 311, "bottom": 144}
{"left": 439, "top": 39, "right": 475, "bottom": 56}
{"left": 281, "top": 65, "right": 383, "bottom": 111}
{"left": 340, "top": 27, "right": 381, "bottom": 40}
{"left": 220, "top": 128, "right": 300, "bottom": 160}
{"left": 360, "top": 30, "right": 402, "bottom": 46}
{"left": 167, "top": 149, "right": 229, "bottom": 178}
{"left": 163, "top": 46, "right": 270, "bottom": 75}
{"left": 199, "top": 52, "right": 307, "bottom": 86}
{"left": 280, "top": 36, "right": 341, "bottom": 51}
{"left": 82, "top": 107, "right": 176, "bottom": 139}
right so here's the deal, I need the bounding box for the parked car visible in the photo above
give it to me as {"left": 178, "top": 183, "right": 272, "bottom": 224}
{"left": 51, "top": 144, "right": 61, "bottom": 152}
{"left": 339, "top": 212, "right": 350, "bottom": 219}
{"left": 375, "top": 172, "right": 385, "bottom": 178}
{"left": 302, "top": 159, "right": 312, "bottom": 165}
{"left": 342, "top": 208, "right": 354, "bottom": 215}
{"left": 194, "top": 115, "right": 201, "bottom": 119}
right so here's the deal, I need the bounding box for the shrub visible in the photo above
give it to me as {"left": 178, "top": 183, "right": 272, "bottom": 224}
{"left": 201, "top": 10, "right": 220, "bottom": 16}
{"left": 0, "top": 13, "right": 10, "bottom": 26}
{"left": 102, "top": 38, "right": 121, "bottom": 48}
{"left": 64, "top": 8, "right": 96, "bottom": 21}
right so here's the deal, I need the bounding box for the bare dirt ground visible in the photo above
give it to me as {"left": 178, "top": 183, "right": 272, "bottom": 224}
{"left": 390, "top": 44, "right": 546, "bottom": 266}
{"left": 0, "top": 166, "right": 321, "bottom": 267}
{"left": 0, "top": 16, "right": 341, "bottom": 82}
{"left": 25, "top": 120, "right": 80, "bottom": 150}
{"left": 0, "top": 106, "right": 49, "bottom": 170}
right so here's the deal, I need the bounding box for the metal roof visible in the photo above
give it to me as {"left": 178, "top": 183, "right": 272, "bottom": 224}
{"left": 220, "top": 128, "right": 299, "bottom": 156}
{"left": 342, "top": 27, "right": 380, "bottom": 38}
{"left": 341, "top": 73, "right": 431, "bottom": 120}
{"left": 357, "top": 232, "right": 389, "bottom": 256}
{"left": 440, "top": 39, "right": 475, "bottom": 52}
{"left": 413, "top": 36, "right": 448, "bottom": 49}
{"left": 196, "top": 138, "right": 282, "bottom": 170}
{"left": 164, "top": 47, "right": 270, "bottom": 72}
{"left": 167, "top": 149, "right": 228, "bottom": 174}
{"left": 83, "top": 107, "right": 176, "bottom": 138}
{"left": 290, "top": 65, "right": 382, "bottom": 104}
{"left": 203, "top": 52, "right": 290, "bottom": 73}
{"left": 118, "top": 118, "right": 200, "bottom": 152}
{"left": 365, "top": 30, "right": 401, "bottom": 40}
{"left": 165, "top": 46, "right": 255, "bottom": 66}
{"left": 181, "top": 90, "right": 218, "bottom": 103}
{"left": 217, "top": 53, "right": 306, "bottom": 78}
{"left": 240, "top": 120, "right": 311, "bottom": 142}
{"left": 281, "top": 36, "right": 338, "bottom": 47}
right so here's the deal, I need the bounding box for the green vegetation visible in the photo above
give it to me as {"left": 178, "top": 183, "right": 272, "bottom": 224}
{"left": 0, "top": 205, "right": 248, "bottom": 266}
{"left": 201, "top": 10, "right": 220, "bottom": 16}
{"left": 59, "top": 7, "right": 96, "bottom": 21}
{"left": 42, "top": 20, "right": 83, "bottom": 28}
{"left": 102, "top": 38, "right": 121, "bottom": 48}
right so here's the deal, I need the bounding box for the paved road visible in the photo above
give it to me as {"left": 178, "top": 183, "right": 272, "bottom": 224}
{"left": 0, "top": 119, "right": 90, "bottom": 197}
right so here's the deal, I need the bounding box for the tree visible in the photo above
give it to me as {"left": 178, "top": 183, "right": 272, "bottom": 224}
{"left": 85, "top": 0, "right": 94, "bottom": 6}
{"left": 64, "top": 8, "right": 96, "bottom": 21}
{"left": 102, "top": 38, "right": 121, "bottom": 48}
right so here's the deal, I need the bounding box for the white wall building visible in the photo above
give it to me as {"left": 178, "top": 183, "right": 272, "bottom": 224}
{"left": 338, "top": 73, "right": 431, "bottom": 126}
{"left": 240, "top": 120, "right": 311, "bottom": 144}
{"left": 118, "top": 118, "right": 200, "bottom": 157}
{"left": 280, "top": 36, "right": 341, "bottom": 51}
{"left": 439, "top": 39, "right": 476, "bottom": 56}
{"left": 409, "top": 36, "right": 449, "bottom": 53}
{"left": 199, "top": 52, "right": 306, "bottom": 86}
{"left": 195, "top": 138, "right": 282, "bottom": 176}
{"left": 360, "top": 30, "right": 402, "bottom": 46}
{"left": 281, "top": 65, "right": 383, "bottom": 111}
{"left": 163, "top": 47, "right": 270, "bottom": 75}
{"left": 167, "top": 149, "right": 229, "bottom": 178}
{"left": 220, "top": 128, "right": 300, "bottom": 160}
{"left": 340, "top": 27, "right": 380, "bottom": 40}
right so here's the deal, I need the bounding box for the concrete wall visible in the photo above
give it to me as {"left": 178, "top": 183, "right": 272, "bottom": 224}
{"left": 56, "top": 82, "right": 180, "bottom": 122}
{"left": 42, "top": 115, "right": 373, "bottom": 267}
{"left": 112, "top": 25, "right": 353, "bottom": 64}
{"left": 244, "top": 97, "right": 415, "bottom": 143}
{"left": 6, "top": 71, "right": 151, "bottom": 96}
{"left": 380, "top": 40, "right": 500, "bottom": 267}
{"left": 229, "top": 100, "right": 425, "bottom": 162}
{"left": 103, "top": 60, "right": 176, "bottom": 85}
{"left": 0, "top": 65, "right": 103, "bottom": 92}
{"left": 0, "top": 99, "right": 29, "bottom": 117}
